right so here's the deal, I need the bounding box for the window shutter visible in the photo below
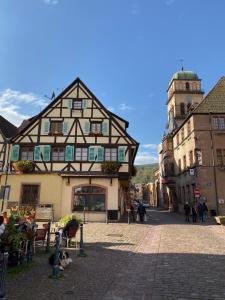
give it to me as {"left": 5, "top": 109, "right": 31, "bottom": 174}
{"left": 102, "top": 122, "right": 108, "bottom": 135}
{"left": 84, "top": 122, "right": 90, "bottom": 135}
{"left": 67, "top": 99, "right": 73, "bottom": 109}
{"left": 88, "top": 146, "right": 96, "bottom": 161}
{"left": 97, "top": 146, "right": 104, "bottom": 162}
{"left": 11, "top": 145, "right": 19, "bottom": 161}
{"left": 118, "top": 146, "right": 126, "bottom": 162}
{"left": 34, "top": 146, "right": 42, "bottom": 161}
{"left": 43, "top": 121, "right": 50, "bottom": 134}
{"left": 65, "top": 145, "right": 74, "bottom": 161}
{"left": 43, "top": 145, "right": 51, "bottom": 161}
{"left": 63, "top": 122, "right": 69, "bottom": 134}
{"left": 82, "top": 99, "right": 87, "bottom": 109}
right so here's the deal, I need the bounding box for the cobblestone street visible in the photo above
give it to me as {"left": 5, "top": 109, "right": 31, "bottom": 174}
{"left": 6, "top": 209, "right": 225, "bottom": 300}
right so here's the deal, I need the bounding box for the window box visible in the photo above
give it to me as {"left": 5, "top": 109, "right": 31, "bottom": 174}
{"left": 15, "top": 161, "right": 34, "bottom": 173}
{"left": 101, "top": 162, "right": 121, "bottom": 174}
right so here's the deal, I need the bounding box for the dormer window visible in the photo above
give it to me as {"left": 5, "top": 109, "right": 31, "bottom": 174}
{"left": 73, "top": 100, "right": 82, "bottom": 110}
{"left": 50, "top": 121, "right": 63, "bottom": 135}
{"left": 90, "top": 122, "right": 102, "bottom": 135}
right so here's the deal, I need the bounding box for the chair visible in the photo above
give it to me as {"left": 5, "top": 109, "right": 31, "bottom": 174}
{"left": 33, "top": 229, "right": 47, "bottom": 253}
{"left": 63, "top": 227, "right": 78, "bottom": 248}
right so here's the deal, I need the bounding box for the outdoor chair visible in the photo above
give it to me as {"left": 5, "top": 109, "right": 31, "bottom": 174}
{"left": 63, "top": 227, "right": 78, "bottom": 248}
{"left": 33, "top": 228, "right": 47, "bottom": 253}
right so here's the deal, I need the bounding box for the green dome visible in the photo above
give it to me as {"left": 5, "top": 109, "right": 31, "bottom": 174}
{"left": 171, "top": 71, "right": 199, "bottom": 81}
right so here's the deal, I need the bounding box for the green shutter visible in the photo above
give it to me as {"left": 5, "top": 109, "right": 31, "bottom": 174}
{"left": 82, "top": 99, "right": 87, "bottom": 109}
{"left": 11, "top": 145, "right": 19, "bottom": 161}
{"left": 67, "top": 99, "right": 73, "bottom": 109}
{"left": 43, "top": 121, "right": 50, "bottom": 134}
{"left": 88, "top": 146, "right": 96, "bottom": 161}
{"left": 43, "top": 145, "right": 51, "bottom": 161}
{"left": 118, "top": 146, "right": 126, "bottom": 162}
{"left": 97, "top": 146, "right": 104, "bottom": 162}
{"left": 34, "top": 146, "right": 42, "bottom": 161}
{"left": 65, "top": 145, "right": 74, "bottom": 161}
{"left": 102, "top": 122, "right": 108, "bottom": 135}
{"left": 63, "top": 122, "right": 69, "bottom": 135}
{"left": 84, "top": 122, "right": 90, "bottom": 134}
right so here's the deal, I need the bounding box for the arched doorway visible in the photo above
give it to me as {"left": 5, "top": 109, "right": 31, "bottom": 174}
{"left": 72, "top": 185, "right": 106, "bottom": 212}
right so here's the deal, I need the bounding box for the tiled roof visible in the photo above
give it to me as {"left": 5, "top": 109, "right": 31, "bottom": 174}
{"left": 194, "top": 77, "right": 225, "bottom": 113}
{"left": 0, "top": 115, "right": 18, "bottom": 138}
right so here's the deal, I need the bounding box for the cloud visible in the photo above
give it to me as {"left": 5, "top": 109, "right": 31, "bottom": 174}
{"left": 141, "top": 144, "right": 159, "bottom": 150}
{"left": 118, "top": 103, "right": 134, "bottom": 111}
{"left": 43, "top": 0, "right": 59, "bottom": 5}
{"left": 135, "top": 151, "right": 159, "bottom": 165}
{"left": 0, "top": 89, "right": 47, "bottom": 126}
{"left": 107, "top": 106, "right": 115, "bottom": 112}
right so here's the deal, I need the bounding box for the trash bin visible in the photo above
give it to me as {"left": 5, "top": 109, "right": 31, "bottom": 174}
{"left": 210, "top": 209, "right": 216, "bottom": 217}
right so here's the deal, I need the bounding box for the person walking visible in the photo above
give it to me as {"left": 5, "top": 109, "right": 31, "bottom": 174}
{"left": 192, "top": 204, "right": 197, "bottom": 223}
{"left": 137, "top": 202, "right": 146, "bottom": 223}
{"left": 184, "top": 202, "right": 191, "bottom": 222}
{"left": 130, "top": 203, "right": 136, "bottom": 222}
{"left": 197, "top": 202, "right": 204, "bottom": 222}
{"left": 202, "top": 202, "right": 208, "bottom": 222}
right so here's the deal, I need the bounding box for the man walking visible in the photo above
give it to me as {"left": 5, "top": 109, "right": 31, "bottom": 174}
{"left": 184, "top": 202, "right": 191, "bottom": 222}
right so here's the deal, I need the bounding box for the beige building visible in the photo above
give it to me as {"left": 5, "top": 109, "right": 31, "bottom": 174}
{"left": 0, "top": 78, "right": 138, "bottom": 221}
{"left": 160, "top": 71, "right": 225, "bottom": 215}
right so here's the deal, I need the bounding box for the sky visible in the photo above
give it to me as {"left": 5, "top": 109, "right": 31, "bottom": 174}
{"left": 1, "top": 0, "right": 225, "bottom": 165}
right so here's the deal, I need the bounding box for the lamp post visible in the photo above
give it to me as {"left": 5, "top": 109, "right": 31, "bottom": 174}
{"left": 1, "top": 138, "right": 11, "bottom": 213}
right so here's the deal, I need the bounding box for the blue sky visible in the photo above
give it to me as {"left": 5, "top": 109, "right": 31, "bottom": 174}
{"left": 1, "top": 0, "right": 225, "bottom": 164}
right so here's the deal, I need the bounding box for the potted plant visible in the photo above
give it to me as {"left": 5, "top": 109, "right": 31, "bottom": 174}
{"left": 101, "top": 162, "right": 121, "bottom": 174}
{"left": 16, "top": 160, "right": 34, "bottom": 173}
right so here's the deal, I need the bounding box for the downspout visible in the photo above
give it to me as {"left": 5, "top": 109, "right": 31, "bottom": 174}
{"left": 209, "top": 113, "right": 219, "bottom": 215}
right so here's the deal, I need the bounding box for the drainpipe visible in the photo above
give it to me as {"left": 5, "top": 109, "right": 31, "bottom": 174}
{"left": 209, "top": 113, "right": 219, "bottom": 215}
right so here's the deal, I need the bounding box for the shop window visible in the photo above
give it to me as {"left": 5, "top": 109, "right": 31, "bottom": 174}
{"left": 72, "top": 186, "right": 106, "bottom": 212}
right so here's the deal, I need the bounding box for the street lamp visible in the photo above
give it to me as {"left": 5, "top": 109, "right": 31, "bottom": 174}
{"left": 1, "top": 138, "right": 11, "bottom": 213}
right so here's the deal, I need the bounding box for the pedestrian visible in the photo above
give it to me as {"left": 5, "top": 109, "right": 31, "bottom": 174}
{"left": 137, "top": 202, "right": 146, "bottom": 222}
{"left": 130, "top": 203, "right": 136, "bottom": 222}
{"left": 184, "top": 202, "right": 191, "bottom": 222}
{"left": 197, "top": 202, "right": 204, "bottom": 222}
{"left": 202, "top": 202, "right": 208, "bottom": 221}
{"left": 192, "top": 205, "right": 197, "bottom": 223}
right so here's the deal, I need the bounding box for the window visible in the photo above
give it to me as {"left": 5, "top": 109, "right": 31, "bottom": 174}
{"left": 187, "top": 103, "right": 192, "bottom": 112}
{"left": 183, "top": 155, "right": 186, "bottom": 169}
{"left": 216, "top": 149, "right": 225, "bottom": 166}
{"left": 181, "top": 128, "right": 184, "bottom": 140}
{"left": 178, "top": 159, "right": 181, "bottom": 171}
{"left": 186, "top": 82, "right": 190, "bottom": 90}
{"left": 176, "top": 133, "right": 179, "bottom": 146}
{"left": 50, "top": 121, "right": 62, "bottom": 134}
{"left": 72, "top": 186, "right": 105, "bottom": 212}
{"left": 187, "top": 121, "right": 191, "bottom": 135}
{"left": 21, "top": 184, "right": 39, "bottom": 205}
{"left": 20, "top": 146, "right": 34, "bottom": 160}
{"left": 52, "top": 147, "right": 65, "bottom": 161}
{"left": 105, "top": 148, "right": 117, "bottom": 161}
{"left": 180, "top": 103, "right": 185, "bottom": 116}
{"left": 195, "top": 149, "right": 202, "bottom": 165}
{"left": 75, "top": 148, "right": 88, "bottom": 161}
{"left": 212, "top": 117, "right": 225, "bottom": 129}
{"left": 90, "top": 122, "right": 102, "bottom": 135}
{"left": 189, "top": 150, "right": 193, "bottom": 166}
{"left": 0, "top": 185, "right": 10, "bottom": 200}
{"left": 73, "top": 100, "right": 82, "bottom": 109}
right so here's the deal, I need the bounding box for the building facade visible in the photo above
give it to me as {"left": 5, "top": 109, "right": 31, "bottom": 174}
{"left": 0, "top": 78, "right": 138, "bottom": 221}
{"left": 160, "top": 72, "right": 225, "bottom": 215}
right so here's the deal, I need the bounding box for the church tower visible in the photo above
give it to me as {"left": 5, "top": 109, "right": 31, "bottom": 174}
{"left": 166, "top": 70, "right": 204, "bottom": 132}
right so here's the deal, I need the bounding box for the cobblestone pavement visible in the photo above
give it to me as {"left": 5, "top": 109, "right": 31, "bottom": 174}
{"left": 5, "top": 209, "right": 225, "bottom": 300}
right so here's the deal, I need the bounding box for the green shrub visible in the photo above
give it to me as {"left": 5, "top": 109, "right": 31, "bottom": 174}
{"left": 101, "top": 162, "right": 121, "bottom": 174}
{"left": 16, "top": 160, "right": 34, "bottom": 173}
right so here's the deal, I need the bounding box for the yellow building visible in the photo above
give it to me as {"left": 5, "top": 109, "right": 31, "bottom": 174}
{"left": 0, "top": 78, "right": 138, "bottom": 221}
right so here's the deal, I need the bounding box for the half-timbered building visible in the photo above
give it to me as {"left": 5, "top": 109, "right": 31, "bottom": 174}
{"left": 0, "top": 78, "right": 139, "bottom": 221}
